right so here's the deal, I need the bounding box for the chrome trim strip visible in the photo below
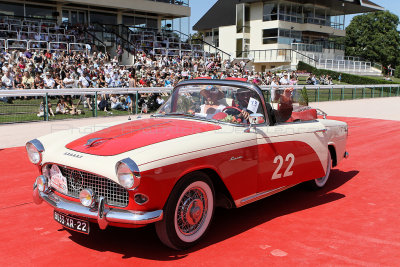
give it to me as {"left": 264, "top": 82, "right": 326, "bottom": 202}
{"left": 33, "top": 187, "right": 163, "bottom": 226}
{"left": 235, "top": 185, "right": 294, "bottom": 208}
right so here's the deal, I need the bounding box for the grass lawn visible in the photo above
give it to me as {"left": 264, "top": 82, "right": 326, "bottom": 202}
{"left": 0, "top": 97, "right": 137, "bottom": 124}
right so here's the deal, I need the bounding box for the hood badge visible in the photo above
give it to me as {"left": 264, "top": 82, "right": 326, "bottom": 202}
{"left": 86, "top": 137, "right": 110, "bottom": 147}
{"left": 64, "top": 152, "right": 83, "bottom": 158}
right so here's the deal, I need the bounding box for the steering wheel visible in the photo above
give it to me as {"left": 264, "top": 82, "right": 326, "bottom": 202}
{"left": 222, "top": 106, "right": 242, "bottom": 114}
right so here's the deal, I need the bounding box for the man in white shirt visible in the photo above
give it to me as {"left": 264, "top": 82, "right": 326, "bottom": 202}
{"left": 63, "top": 72, "right": 75, "bottom": 88}
{"left": 43, "top": 72, "right": 55, "bottom": 89}
{"left": 1, "top": 72, "right": 14, "bottom": 88}
{"left": 1, "top": 62, "right": 9, "bottom": 73}
{"left": 279, "top": 74, "right": 289, "bottom": 85}
{"left": 78, "top": 73, "right": 90, "bottom": 88}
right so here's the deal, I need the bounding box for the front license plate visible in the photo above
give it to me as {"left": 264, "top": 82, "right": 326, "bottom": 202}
{"left": 54, "top": 211, "right": 90, "bottom": 234}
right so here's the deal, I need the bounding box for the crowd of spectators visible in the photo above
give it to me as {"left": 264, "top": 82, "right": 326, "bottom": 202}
{"left": 0, "top": 47, "right": 302, "bottom": 114}
{"left": 306, "top": 74, "right": 334, "bottom": 85}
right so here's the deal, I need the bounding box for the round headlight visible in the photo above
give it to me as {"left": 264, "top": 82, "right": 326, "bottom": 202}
{"left": 117, "top": 162, "right": 135, "bottom": 188}
{"left": 79, "top": 189, "right": 95, "bottom": 207}
{"left": 26, "top": 140, "right": 44, "bottom": 165}
{"left": 36, "top": 175, "right": 48, "bottom": 192}
{"left": 26, "top": 143, "right": 41, "bottom": 164}
{"left": 116, "top": 159, "right": 140, "bottom": 190}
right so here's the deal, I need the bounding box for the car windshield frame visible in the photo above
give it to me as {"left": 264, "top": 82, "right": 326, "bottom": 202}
{"left": 155, "top": 79, "right": 269, "bottom": 127}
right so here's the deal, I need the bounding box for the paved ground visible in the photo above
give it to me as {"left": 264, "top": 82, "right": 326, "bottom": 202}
{"left": 1, "top": 97, "right": 399, "bottom": 148}
{"left": 1, "top": 116, "right": 400, "bottom": 266}
{"left": 311, "top": 96, "right": 400, "bottom": 121}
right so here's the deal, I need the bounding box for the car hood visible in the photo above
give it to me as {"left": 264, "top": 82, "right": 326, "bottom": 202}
{"left": 65, "top": 118, "right": 221, "bottom": 156}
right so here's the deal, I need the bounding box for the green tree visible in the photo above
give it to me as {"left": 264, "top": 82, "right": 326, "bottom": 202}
{"left": 190, "top": 31, "right": 204, "bottom": 41}
{"left": 345, "top": 11, "right": 400, "bottom": 68}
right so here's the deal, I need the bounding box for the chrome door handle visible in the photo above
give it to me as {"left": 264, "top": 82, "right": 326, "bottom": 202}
{"left": 315, "top": 129, "right": 327, "bottom": 133}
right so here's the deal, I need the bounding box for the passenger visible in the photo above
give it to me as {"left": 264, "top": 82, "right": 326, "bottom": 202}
{"left": 199, "top": 86, "right": 226, "bottom": 119}
{"left": 272, "top": 87, "right": 294, "bottom": 123}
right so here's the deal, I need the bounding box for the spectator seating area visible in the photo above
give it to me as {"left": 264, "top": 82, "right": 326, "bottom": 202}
{"left": 127, "top": 30, "right": 205, "bottom": 58}
{"left": 0, "top": 16, "right": 90, "bottom": 53}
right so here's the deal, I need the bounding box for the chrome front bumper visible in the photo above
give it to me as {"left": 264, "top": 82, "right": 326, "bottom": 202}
{"left": 33, "top": 183, "right": 163, "bottom": 230}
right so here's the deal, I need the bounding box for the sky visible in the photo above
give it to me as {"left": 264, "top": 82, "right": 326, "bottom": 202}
{"left": 189, "top": 0, "right": 400, "bottom": 33}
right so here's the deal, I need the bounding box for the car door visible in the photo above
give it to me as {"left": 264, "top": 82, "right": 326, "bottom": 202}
{"left": 255, "top": 120, "right": 330, "bottom": 193}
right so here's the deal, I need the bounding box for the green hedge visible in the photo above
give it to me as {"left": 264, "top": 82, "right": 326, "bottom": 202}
{"left": 297, "top": 61, "right": 399, "bottom": 85}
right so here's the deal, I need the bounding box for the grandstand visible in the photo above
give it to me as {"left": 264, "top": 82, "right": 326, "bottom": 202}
{"left": 0, "top": 0, "right": 231, "bottom": 65}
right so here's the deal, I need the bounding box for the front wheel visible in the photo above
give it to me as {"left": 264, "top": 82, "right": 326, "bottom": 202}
{"left": 155, "top": 172, "right": 215, "bottom": 250}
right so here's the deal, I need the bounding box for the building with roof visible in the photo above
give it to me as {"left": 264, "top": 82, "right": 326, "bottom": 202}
{"left": 194, "top": 0, "right": 384, "bottom": 73}
{"left": 0, "top": 0, "right": 190, "bottom": 34}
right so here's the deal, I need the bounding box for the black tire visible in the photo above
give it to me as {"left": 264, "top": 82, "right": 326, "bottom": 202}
{"left": 155, "top": 171, "right": 215, "bottom": 250}
{"left": 306, "top": 153, "right": 332, "bottom": 190}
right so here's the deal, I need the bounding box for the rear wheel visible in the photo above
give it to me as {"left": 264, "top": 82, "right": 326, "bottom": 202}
{"left": 307, "top": 153, "right": 332, "bottom": 189}
{"left": 155, "top": 172, "right": 215, "bottom": 250}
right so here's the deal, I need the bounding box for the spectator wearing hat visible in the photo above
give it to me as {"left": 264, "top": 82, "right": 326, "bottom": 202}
{"left": 43, "top": 72, "right": 55, "bottom": 89}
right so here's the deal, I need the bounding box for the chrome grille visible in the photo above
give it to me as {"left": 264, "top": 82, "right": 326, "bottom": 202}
{"left": 57, "top": 165, "right": 129, "bottom": 207}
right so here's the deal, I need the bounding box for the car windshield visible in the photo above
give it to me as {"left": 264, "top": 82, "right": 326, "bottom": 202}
{"left": 157, "top": 84, "right": 265, "bottom": 125}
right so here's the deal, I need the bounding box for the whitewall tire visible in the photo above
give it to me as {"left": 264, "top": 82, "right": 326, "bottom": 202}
{"left": 155, "top": 172, "right": 215, "bottom": 250}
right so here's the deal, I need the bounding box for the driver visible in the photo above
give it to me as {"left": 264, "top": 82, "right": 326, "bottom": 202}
{"left": 225, "top": 88, "right": 259, "bottom": 123}
{"left": 199, "top": 86, "right": 226, "bottom": 119}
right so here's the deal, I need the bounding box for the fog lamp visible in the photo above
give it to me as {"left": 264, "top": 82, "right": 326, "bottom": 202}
{"left": 79, "top": 188, "right": 95, "bottom": 207}
{"left": 134, "top": 193, "right": 149, "bottom": 205}
{"left": 36, "top": 175, "right": 48, "bottom": 192}
{"left": 42, "top": 165, "right": 51, "bottom": 179}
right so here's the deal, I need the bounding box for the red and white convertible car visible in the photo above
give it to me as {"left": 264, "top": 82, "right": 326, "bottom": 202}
{"left": 28, "top": 80, "right": 348, "bottom": 250}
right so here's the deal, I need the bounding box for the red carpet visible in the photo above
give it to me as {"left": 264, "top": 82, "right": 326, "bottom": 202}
{"left": 1, "top": 117, "right": 400, "bottom": 266}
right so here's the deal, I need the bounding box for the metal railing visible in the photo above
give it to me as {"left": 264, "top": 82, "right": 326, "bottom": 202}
{"left": 0, "top": 88, "right": 172, "bottom": 123}
{"left": 1, "top": 84, "right": 399, "bottom": 124}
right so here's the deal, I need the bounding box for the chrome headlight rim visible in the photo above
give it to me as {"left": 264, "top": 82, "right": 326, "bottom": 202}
{"left": 115, "top": 158, "right": 141, "bottom": 190}
{"left": 26, "top": 139, "right": 44, "bottom": 165}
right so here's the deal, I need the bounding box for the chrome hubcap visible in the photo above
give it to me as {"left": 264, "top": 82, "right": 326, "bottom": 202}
{"left": 177, "top": 187, "right": 207, "bottom": 236}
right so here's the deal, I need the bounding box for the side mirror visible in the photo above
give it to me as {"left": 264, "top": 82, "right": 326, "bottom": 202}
{"left": 245, "top": 113, "right": 265, "bottom": 133}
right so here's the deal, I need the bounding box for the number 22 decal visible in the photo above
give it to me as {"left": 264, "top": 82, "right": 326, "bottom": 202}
{"left": 272, "top": 153, "right": 295, "bottom": 180}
